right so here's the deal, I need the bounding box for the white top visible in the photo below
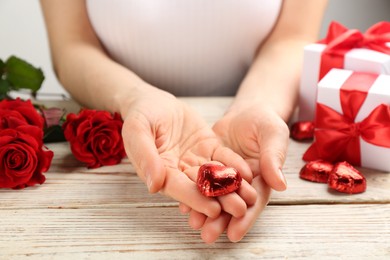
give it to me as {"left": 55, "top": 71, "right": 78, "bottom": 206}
{"left": 86, "top": 0, "right": 282, "bottom": 96}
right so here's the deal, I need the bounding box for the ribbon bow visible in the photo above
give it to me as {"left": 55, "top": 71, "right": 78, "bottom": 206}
{"left": 303, "top": 72, "right": 390, "bottom": 166}
{"left": 319, "top": 21, "right": 390, "bottom": 79}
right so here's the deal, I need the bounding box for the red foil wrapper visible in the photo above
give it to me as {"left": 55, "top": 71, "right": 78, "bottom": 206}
{"left": 197, "top": 163, "right": 242, "bottom": 197}
{"left": 290, "top": 121, "right": 315, "bottom": 141}
{"left": 328, "top": 161, "right": 366, "bottom": 194}
{"left": 300, "top": 160, "right": 334, "bottom": 183}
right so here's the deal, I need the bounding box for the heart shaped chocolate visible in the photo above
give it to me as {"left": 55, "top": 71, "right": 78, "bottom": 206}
{"left": 328, "top": 161, "right": 366, "bottom": 194}
{"left": 300, "top": 160, "right": 334, "bottom": 183}
{"left": 290, "top": 121, "right": 315, "bottom": 141}
{"left": 197, "top": 163, "right": 242, "bottom": 197}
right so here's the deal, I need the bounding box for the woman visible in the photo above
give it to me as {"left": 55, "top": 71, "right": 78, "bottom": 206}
{"left": 40, "top": 0, "right": 327, "bottom": 243}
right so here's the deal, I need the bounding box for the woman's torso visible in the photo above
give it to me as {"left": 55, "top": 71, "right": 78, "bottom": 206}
{"left": 87, "top": 0, "right": 282, "bottom": 96}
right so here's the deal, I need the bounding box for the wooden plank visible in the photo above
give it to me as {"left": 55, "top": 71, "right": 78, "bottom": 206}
{"left": 0, "top": 205, "right": 389, "bottom": 259}
{"left": 275, "top": 140, "right": 390, "bottom": 204}
{"left": 1, "top": 142, "right": 388, "bottom": 210}
{"left": 0, "top": 98, "right": 388, "bottom": 259}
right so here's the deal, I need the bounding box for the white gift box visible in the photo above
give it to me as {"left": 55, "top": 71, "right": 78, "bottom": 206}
{"left": 309, "top": 68, "right": 390, "bottom": 172}
{"left": 298, "top": 43, "right": 390, "bottom": 121}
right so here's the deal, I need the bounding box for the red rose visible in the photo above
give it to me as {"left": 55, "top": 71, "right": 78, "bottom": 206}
{"left": 0, "top": 125, "right": 53, "bottom": 189}
{"left": 62, "top": 109, "right": 126, "bottom": 168}
{"left": 0, "top": 98, "right": 44, "bottom": 129}
{"left": 0, "top": 109, "right": 29, "bottom": 129}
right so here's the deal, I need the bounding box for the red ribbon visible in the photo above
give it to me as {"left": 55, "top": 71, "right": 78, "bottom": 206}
{"left": 319, "top": 21, "right": 390, "bottom": 80}
{"left": 303, "top": 72, "right": 390, "bottom": 165}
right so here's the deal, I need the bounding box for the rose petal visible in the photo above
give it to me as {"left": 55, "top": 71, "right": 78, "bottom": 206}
{"left": 0, "top": 98, "right": 44, "bottom": 129}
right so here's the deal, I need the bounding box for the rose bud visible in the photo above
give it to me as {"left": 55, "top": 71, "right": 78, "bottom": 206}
{"left": 328, "top": 161, "right": 366, "bottom": 194}
{"left": 290, "top": 121, "right": 315, "bottom": 141}
{"left": 41, "top": 107, "right": 65, "bottom": 128}
{"left": 197, "top": 163, "right": 242, "bottom": 197}
{"left": 299, "top": 160, "right": 334, "bottom": 183}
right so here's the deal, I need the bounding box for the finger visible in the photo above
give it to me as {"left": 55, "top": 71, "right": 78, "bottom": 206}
{"left": 227, "top": 176, "right": 271, "bottom": 243}
{"left": 213, "top": 146, "right": 253, "bottom": 183}
{"left": 188, "top": 210, "right": 207, "bottom": 230}
{"left": 179, "top": 203, "right": 191, "bottom": 214}
{"left": 122, "top": 120, "right": 166, "bottom": 193}
{"left": 162, "top": 168, "right": 221, "bottom": 218}
{"left": 218, "top": 192, "right": 247, "bottom": 218}
{"left": 237, "top": 180, "right": 257, "bottom": 206}
{"left": 201, "top": 212, "right": 232, "bottom": 244}
{"left": 181, "top": 161, "right": 223, "bottom": 182}
{"left": 258, "top": 122, "right": 289, "bottom": 191}
{"left": 182, "top": 166, "right": 199, "bottom": 182}
{"left": 245, "top": 158, "right": 261, "bottom": 177}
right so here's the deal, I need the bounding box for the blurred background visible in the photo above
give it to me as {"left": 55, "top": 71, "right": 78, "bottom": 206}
{"left": 1, "top": 0, "right": 390, "bottom": 98}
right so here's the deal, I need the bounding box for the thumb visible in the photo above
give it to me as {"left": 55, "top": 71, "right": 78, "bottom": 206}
{"left": 122, "top": 119, "right": 166, "bottom": 193}
{"left": 258, "top": 123, "right": 289, "bottom": 191}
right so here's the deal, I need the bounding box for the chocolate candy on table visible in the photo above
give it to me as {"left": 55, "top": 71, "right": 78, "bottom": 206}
{"left": 328, "top": 161, "right": 367, "bottom": 194}
{"left": 300, "top": 160, "right": 334, "bottom": 183}
{"left": 290, "top": 121, "right": 315, "bottom": 141}
{"left": 197, "top": 163, "right": 242, "bottom": 197}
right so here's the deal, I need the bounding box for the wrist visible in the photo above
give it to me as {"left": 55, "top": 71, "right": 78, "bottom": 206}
{"left": 228, "top": 96, "right": 296, "bottom": 122}
{"left": 114, "top": 82, "right": 177, "bottom": 119}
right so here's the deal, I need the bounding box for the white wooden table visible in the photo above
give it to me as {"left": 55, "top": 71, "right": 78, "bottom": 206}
{"left": 1, "top": 98, "right": 389, "bottom": 259}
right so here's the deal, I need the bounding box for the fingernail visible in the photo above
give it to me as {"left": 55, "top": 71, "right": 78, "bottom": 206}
{"left": 146, "top": 172, "right": 153, "bottom": 191}
{"left": 278, "top": 168, "right": 287, "bottom": 188}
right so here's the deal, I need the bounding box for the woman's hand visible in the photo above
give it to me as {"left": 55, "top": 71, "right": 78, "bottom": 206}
{"left": 179, "top": 104, "right": 289, "bottom": 243}
{"left": 120, "top": 87, "right": 257, "bottom": 219}
{"left": 213, "top": 104, "right": 289, "bottom": 190}
{"left": 180, "top": 175, "right": 270, "bottom": 243}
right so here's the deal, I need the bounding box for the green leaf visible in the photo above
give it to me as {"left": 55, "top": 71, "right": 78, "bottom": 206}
{"left": 0, "top": 79, "right": 10, "bottom": 93}
{"left": 0, "top": 79, "right": 10, "bottom": 100}
{"left": 43, "top": 125, "right": 66, "bottom": 143}
{"left": 0, "top": 59, "right": 5, "bottom": 75}
{"left": 4, "top": 55, "right": 45, "bottom": 92}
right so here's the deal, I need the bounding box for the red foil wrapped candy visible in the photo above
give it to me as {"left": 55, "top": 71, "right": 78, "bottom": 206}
{"left": 300, "top": 160, "right": 334, "bottom": 183}
{"left": 197, "top": 163, "right": 242, "bottom": 197}
{"left": 328, "top": 162, "right": 366, "bottom": 194}
{"left": 290, "top": 121, "right": 315, "bottom": 141}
